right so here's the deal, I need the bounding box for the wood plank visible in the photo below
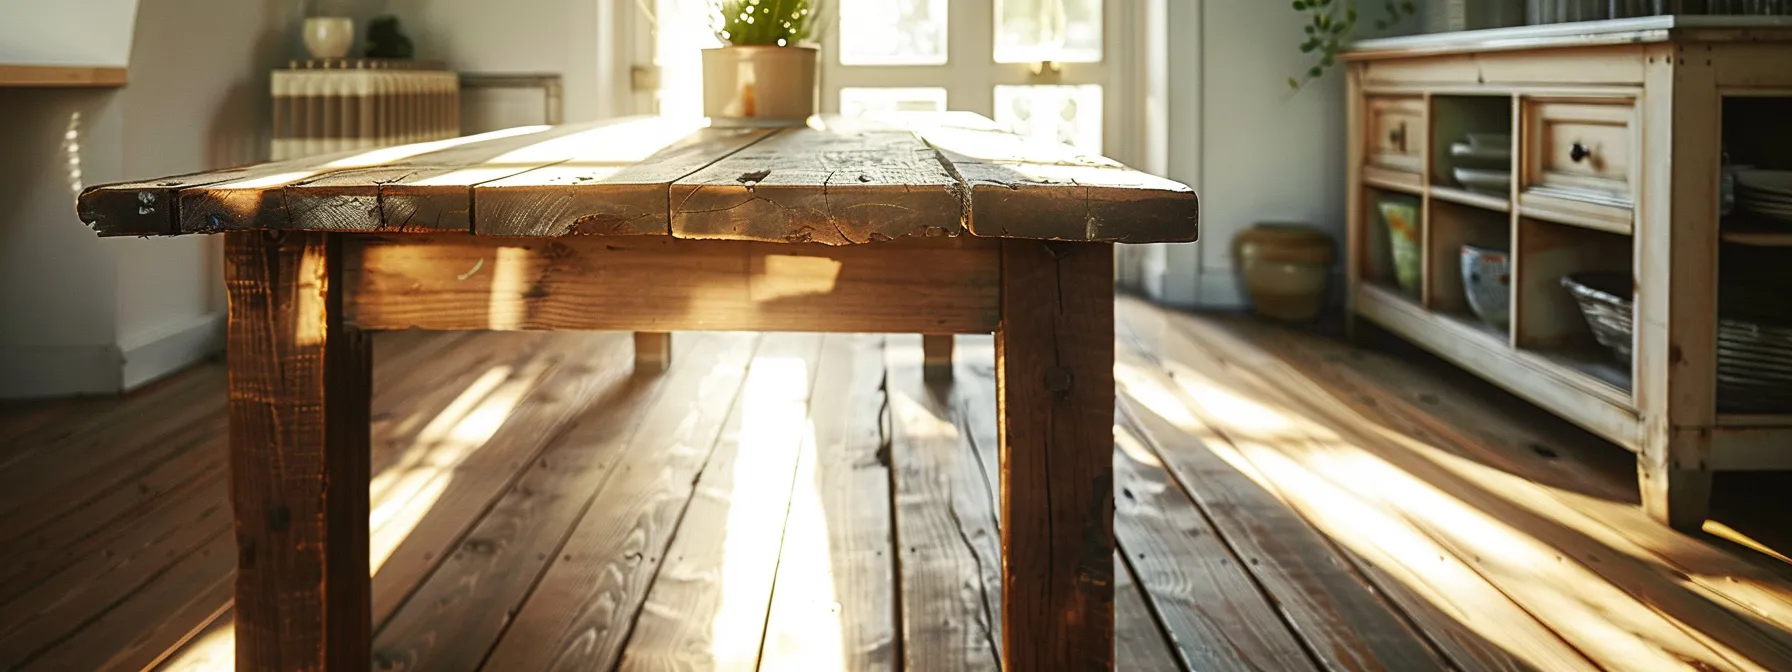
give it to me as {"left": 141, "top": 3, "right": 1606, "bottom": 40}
{"left": 758, "top": 334, "right": 899, "bottom": 672}
{"left": 1119, "top": 315, "right": 1533, "bottom": 672}
{"left": 1222, "top": 315, "right": 1792, "bottom": 668}
{"left": 203, "top": 124, "right": 602, "bottom": 233}
{"left": 996, "top": 240, "right": 1116, "bottom": 670}
{"left": 0, "top": 64, "right": 128, "bottom": 87}
{"left": 16, "top": 531, "right": 234, "bottom": 672}
{"left": 1116, "top": 299, "right": 1598, "bottom": 672}
{"left": 368, "top": 333, "right": 631, "bottom": 623}
{"left": 0, "top": 478, "right": 229, "bottom": 668}
{"left": 1142, "top": 302, "right": 1792, "bottom": 671}
{"left": 619, "top": 334, "right": 825, "bottom": 671}
{"left": 77, "top": 126, "right": 554, "bottom": 237}
{"left": 0, "top": 367, "right": 225, "bottom": 518}
{"left": 1114, "top": 554, "right": 1181, "bottom": 672}
{"left": 369, "top": 334, "right": 690, "bottom": 671}
{"left": 224, "top": 231, "right": 372, "bottom": 672}
{"left": 279, "top": 119, "right": 671, "bottom": 233}
{"left": 671, "top": 119, "right": 967, "bottom": 244}
{"left": 1111, "top": 416, "right": 1318, "bottom": 672}
{"left": 1115, "top": 357, "right": 1450, "bottom": 671}
{"left": 343, "top": 234, "right": 1001, "bottom": 334}
{"left": 898, "top": 113, "right": 1198, "bottom": 243}
{"left": 479, "top": 333, "right": 758, "bottom": 671}
{"left": 152, "top": 608, "right": 237, "bottom": 672}
{"left": 886, "top": 334, "right": 1003, "bottom": 671}
{"left": 477, "top": 124, "right": 773, "bottom": 236}
{"left": 0, "top": 411, "right": 226, "bottom": 597}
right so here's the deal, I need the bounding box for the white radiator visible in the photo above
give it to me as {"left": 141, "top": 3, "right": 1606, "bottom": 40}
{"left": 271, "top": 59, "right": 459, "bottom": 161}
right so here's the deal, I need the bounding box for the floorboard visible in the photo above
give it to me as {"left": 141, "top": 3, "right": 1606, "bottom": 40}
{"left": 757, "top": 335, "right": 899, "bottom": 672}
{"left": 885, "top": 334, "right": 1003, "bottom": 672}
{"left": 370, "top": 335, "right": 692, "bottom": 671}
{"left": 6, "top": 298, "right": 1790, "bottom": 672}
{"left": 618, "top": 334, "right": 825, "bottom": 672}
{"left": 1115, "top": 362, "right": 1449, "bottom": 671}
{"left": 478, "top": 333, "right": 759, "bottom": 671}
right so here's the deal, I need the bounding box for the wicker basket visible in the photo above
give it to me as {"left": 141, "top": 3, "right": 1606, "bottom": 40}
{"left": 1562, "top": 272, "right": 1792, "bottom": 413}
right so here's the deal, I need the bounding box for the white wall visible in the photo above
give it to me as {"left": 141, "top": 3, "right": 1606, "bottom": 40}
{"left": 0, "top": 0, "right": 290, "bottom": 398}
{"left": 387, "top": 0, "right": 631, "bottom": 122}
{"left": 1145, "top": 0, "right": 1420, "bottom": 308}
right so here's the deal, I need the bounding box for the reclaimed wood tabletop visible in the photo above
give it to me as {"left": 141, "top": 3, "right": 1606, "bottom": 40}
{"left": 77, "top": 112, "right": 1198, "bottom": 245}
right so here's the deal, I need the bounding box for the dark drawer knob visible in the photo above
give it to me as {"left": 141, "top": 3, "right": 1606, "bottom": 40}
{"left": 1389, "top": 125, "right": 1406, "bottom": 150}
{"left": 1570, "top": 142, "right": 1592, "bottom": 163}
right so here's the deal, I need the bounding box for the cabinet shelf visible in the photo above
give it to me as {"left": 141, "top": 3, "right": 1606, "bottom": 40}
{"left": 1364, "top": 171, "right": 1423, "bottom": 195}
{"left": 1429, "top": 185, "right": 1511, "bottom": 213}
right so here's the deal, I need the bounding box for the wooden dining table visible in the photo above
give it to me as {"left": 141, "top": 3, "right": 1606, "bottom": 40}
{"left": 77, "top": 112, "right": 1197, "bottom": 671}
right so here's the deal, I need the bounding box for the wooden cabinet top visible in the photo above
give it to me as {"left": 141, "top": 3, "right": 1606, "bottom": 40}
{"left": 1346, "top": 15, "right": 1792, "bottom": 60}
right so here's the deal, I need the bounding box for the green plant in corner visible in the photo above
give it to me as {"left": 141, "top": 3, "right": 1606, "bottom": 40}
{"left": 713, "top": 0, "right": 821, "bottom": 46}
{"left": 1289, "top": 0, "right": 1415, "bottom": 89}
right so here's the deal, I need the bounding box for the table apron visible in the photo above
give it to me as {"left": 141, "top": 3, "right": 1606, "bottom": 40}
{"left": 342, "top": 234, "right": 1003, "bottom": 334}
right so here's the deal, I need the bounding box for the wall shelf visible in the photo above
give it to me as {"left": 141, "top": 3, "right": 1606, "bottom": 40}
{"left": 0, "top": 65, "right": 128, "bottom": 87}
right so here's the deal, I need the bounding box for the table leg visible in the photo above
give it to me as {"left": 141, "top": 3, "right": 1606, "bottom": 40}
{"left": 996, "top": 240, "right": 1115, "bottom": 671}
{"left": 922, "top": 334, "right": 954, "bottom": 380}
{"left": 634, "top": 331, "right": 673, "bottom": 373}
{"left": 225, "top": 232, "right": 372, "bottom": 671}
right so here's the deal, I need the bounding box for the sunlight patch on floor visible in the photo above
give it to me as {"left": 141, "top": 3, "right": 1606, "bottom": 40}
{"left": 712, "top": 355, "right": 814, "bottom": 668}
{"left": 1158, "top": 361, "right": 1765, "bottom": 671}
{"left": 370, "top": 361, "right": 546, "bottom": 573}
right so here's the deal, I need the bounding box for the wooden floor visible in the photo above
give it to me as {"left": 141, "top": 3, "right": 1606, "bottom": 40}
{"left": 4, "top": 297, "right": 1792, "bottom": 671}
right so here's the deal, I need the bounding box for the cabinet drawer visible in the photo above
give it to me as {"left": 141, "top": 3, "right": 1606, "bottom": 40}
{"left": 1523, "top": 100, "right": 1636, "bottom": 204}
{"left": 1366, "top": 96, "right": 1425, "bottom": 173}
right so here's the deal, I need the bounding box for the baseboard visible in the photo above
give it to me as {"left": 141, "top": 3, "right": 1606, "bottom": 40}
{"left": 0, "top": 345, "right": 124, "bottom": 399}
{"left": 120, "top": 312, "right": 224, "bottom": 391}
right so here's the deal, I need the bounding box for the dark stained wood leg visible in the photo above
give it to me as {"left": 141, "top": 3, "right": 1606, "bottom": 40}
{"left": 996, "top": 240, "right": 1116, "bottom": 671}
{"left": 922, "top": 334, "right": 954, "bottom": 380}
{"left": 634, "top": 331, "right": 673, "bottom": 373}
{"left": 225, "top": 232, "right": 372, "bottom": 672}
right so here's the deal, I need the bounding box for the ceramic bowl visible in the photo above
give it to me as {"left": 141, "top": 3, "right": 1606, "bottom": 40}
{"left": 1379, "top": 199, "right": 1421, "bottom": 298}
{"left": 304, "top": 17, "right": 355, "bottom": 59}
{"left": 1460, "top": 244, "right": 1510, "bottom": 330}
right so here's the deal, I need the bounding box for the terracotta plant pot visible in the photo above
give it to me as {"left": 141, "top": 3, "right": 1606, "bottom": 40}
{"left": 1234, "top": 223, "right": 1337, "bottom": 323}
{"left": 702, "top": 45, "right": 818, "bottom": 127}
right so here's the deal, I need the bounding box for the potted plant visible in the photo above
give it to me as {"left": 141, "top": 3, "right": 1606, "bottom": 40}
{"left": 703, "top": 0, "right": 822, "bottom": 126}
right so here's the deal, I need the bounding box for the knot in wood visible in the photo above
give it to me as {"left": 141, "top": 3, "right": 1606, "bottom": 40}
{"left": 1043, "top": 366, "right": 1074, "bottom": 394}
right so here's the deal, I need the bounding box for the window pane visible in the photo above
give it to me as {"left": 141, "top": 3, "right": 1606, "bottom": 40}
{"left": 994, "top": 85, "right": 1102, "bottom": 154}
{"left": 839, "top": 0, "right": 948, "bottom": 66}
{"left": 995, "top": 0, "right": 1102, "bottom": 64}
{"left": 840, "top": 87, "right": 947, "bottom": 117}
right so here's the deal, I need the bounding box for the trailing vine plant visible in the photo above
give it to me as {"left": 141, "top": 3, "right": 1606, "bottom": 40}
{"left": 1289, "top": 0, "right": 1416, "bottom": 89}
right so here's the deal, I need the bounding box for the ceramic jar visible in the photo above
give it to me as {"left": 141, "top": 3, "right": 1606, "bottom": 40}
{"left": 701, "top": 46, "right": 819, "bottom": 127}
{"left": 1234, "top": 224, "right": 1337, "bottom": 323}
